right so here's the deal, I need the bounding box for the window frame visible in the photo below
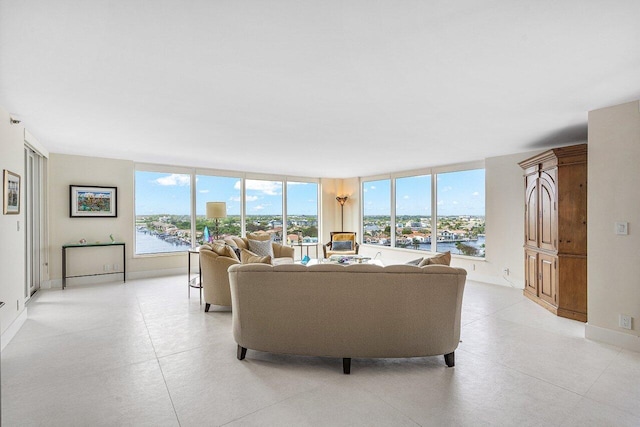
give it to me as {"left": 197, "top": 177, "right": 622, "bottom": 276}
{"left": 360, "top": 160, "right": 485, "bottom": 259}
{"left": 133, "top": 164, "right": 321, "bottom": 257}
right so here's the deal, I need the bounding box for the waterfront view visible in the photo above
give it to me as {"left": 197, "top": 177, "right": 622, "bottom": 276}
{"left": 363, "top": 215, "right": 486, "bottom": 257}
{"left": 135, "top": 214, "right": 318, "bottom": 255}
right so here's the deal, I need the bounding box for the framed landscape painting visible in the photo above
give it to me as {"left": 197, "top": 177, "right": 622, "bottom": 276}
{"left": 3, "top": 170, "right": 20, "bottom": 215}
{"left": 70, "top": 185, "right": 117, "bottom": 217}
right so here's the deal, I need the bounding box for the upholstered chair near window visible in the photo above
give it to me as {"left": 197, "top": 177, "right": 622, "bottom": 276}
{"left": 323, "top": 232, "right": 359, "bottom": 258}
{"left": 200, "top": 244, "right": 239, "bottom": 312}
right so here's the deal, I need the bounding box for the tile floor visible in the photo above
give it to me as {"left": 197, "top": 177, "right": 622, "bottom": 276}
{"left": 2, "top": 276, "right": 640, "bottom": 426}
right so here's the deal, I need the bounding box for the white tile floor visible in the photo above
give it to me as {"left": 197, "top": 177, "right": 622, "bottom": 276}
{"left": 3, "top": 276, "right": 640, "bottom": 426}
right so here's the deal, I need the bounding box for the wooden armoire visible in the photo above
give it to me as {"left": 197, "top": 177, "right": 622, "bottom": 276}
{"left": 519, "top": 144, "right": 587, "bottom": 322}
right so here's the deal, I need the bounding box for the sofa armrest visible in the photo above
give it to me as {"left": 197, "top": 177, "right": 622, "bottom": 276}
{"left": 273, "top": 243, "right": 294, "bottom": 259}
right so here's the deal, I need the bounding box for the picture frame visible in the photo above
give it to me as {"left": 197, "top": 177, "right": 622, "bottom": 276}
{"left": 3, "top": 170, "right": 21, "bottom": 215}
{"left": 70, "top": 185, "right": 117, "bottom": 218}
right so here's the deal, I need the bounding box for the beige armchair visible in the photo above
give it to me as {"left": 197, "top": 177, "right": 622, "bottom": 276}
{"left": 323, "top": 232, "right": 359, "bottom": 258}
{"left": 200, "top": 245, "right": 238, "bottom": 312}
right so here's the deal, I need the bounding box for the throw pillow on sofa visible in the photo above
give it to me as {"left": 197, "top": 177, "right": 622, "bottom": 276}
{"left": 418, "top": 251, "right": 451, "bottom": 267}
{"left": 405, "top": 257, "right": 424, "bottom": 266}
{"left": 211, "top": 242, "right": 240, "bottom": 261}
{"left": 240, "top": 248, "right": 272, "bottom": 264}
{"left": 248, "top": 239, "right": 274, "bottom": 258}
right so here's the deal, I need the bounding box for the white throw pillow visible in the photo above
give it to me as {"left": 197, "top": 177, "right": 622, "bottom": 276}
{"left": 248, "top": 239, "right": 274, "bottom": 258}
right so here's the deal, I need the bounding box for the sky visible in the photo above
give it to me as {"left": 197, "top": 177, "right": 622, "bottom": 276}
{"left": 135, "top": 172, "right": 318, "bottom": 216}
{"left": 135, "top": 169, "right": 484, "bottom": 217}
{"left": 363, "top": 169, "right": 485, "bottom": 216}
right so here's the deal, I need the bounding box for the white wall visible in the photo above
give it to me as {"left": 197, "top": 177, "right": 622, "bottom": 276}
{"left": 0, "top": 106, "right": 27, "bottom": 345}
{"left": 48, "top": 154, "right": 186, "bottom": 286}
{"left": 586, "top": 100, "right": 640, "bottom": 351}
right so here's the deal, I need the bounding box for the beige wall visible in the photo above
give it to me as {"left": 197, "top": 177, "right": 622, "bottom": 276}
{"left": 0, "top": 107, "right": 27, "bottom": 340}
{"left": 48, "top": 154, "right": 186, "bottom": 286}
{"left": 586, "top": 100, "right": 640, "bottom": 350}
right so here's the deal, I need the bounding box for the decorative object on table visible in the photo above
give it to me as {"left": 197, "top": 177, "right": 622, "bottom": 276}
{"left": 3, "top": 169, "right": 20, "bottom": 215}
{"left": 79, "top": 238, "right": 87, "bottom": 244}
{"left": 301, "top": 255, "right": 310, "bottom": 265}
{"left": 109, "top": 234, "right": 115, "bottom": 243}
{"left": 206, "top": 201, "right": 226, "bottom": 240}
{"left": 335, "top": 195, "right": 348, "bottom": 231}
{"left": 69, "top": 185, "right": 117, "bottom": 217}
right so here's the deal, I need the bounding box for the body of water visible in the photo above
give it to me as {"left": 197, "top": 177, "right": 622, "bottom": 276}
{"left": 136, "top": 230, "right": 191, "bottom": 254}
{"left": 135, "top": 230, "right": 485, "bottom": 257}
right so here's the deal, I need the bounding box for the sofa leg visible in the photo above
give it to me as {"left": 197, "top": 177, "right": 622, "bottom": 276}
{"left": 237, "top": 345, "right": 247, "bottom": 360}
{"left": 343, "top": 358, "right": 351, "bottom": 375}
{"left": 204, "top": 303, "right": 210, "bottom": 312}
{"left": 444, "top": 352, "right": 455, "bottom": 367}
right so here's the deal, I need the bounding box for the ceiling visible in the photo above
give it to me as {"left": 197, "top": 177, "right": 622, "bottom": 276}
{"left": 1, "top": 1, "right": 639, "bottom": 178}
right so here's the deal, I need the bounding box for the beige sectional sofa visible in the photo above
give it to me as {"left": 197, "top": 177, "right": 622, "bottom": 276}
{"left": 228, "top": 262, "right": 467, "bottom": 374}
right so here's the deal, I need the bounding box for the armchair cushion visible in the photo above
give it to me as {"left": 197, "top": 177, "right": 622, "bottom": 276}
{"left": 331, "top": 240, "right": 353, "bottom": 251}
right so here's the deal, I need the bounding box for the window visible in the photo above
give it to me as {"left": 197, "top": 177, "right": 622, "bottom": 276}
{"left": 362, "top": 179, "right": 391, "bottom": 246}
{"left": 196, "top": 174, "right": 241, "bottom": 244}
{"left": 135, "top": 170, "right": 191, "bottom": 255}
{"left": 436, "top": 169, "right": 485, "bottom": 257}
{"left": 361, "top": 166, "right": 485, "bottom": 258}
{"left": 395, "top": 174, "right": 431, "bottom": 251}
{"left": 286, "top": 181, "right": 318, "bottom": 244}
{"left": 244, "top": 179, "right": 283, "bottom": 242}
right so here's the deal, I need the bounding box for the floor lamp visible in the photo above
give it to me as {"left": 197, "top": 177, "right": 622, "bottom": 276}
{"left": 336, "top": 196, "right": 348, "bottom": 231}
{"left": 206, "top": 202, "right": 227, "bottom": 240}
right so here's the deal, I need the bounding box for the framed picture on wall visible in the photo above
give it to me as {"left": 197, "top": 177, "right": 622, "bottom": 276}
{"left": 70, "top": 185, "right": 118, "bottom": 217}
{"left": 3, "top": 170, "right": 21, "bottom": 215}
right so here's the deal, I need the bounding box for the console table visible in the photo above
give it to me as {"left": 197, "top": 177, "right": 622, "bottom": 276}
{"left": 62, "top": 242, "right": 126, "bottom": 289}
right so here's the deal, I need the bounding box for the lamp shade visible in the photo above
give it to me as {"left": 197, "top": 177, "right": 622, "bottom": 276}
{"left": 206, "top": 202, "right": 227, "bottom": 219}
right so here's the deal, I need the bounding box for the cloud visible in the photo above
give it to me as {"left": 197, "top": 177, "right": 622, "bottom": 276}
{"left": 370, "top": 186, "right": 376, "bottom": 190}
{"left": 472, "top": 191, "right": 480, "bottom": 196}
{"left": 437, "top": 200, "right": 444, "bottom": 205}
{"left": 245, "top": 195, "right": 259, "bottom": 202}
{"left": 199, "top": 189, "right": 209, "bottom": 194}
{"left": 230, "top": 196, "right": 241, "bottom": 202}
{"left": 452, "top": 201, "right": 458, "bottom": 205}
{"left": 236, "top": 180, "right": 282, "bottom": 196}
{"left": 441, "top": 186, "right": 453, "bottom": 192}
{"left": 403, "top": 195, "right": 410, "bottom": 199}
{"left": 253, "top": 204, "right": 265, "bottom": 211}
{"left": 155, "top": 174, "right": 190, "bottom": 186}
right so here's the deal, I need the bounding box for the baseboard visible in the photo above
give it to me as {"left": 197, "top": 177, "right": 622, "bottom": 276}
{"left": 48, "top": 267, "right": 185, "bottom": 288}
{"left": 1, "top": 307, "right": 28, "bottom": 351}
{"left": 585, "top": 323, "right": 640, "bottom": 353}
{"left": 467, "top": 272, "right": 524, "bottom": 289}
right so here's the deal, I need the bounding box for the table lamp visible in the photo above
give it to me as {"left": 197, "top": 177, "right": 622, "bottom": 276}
{"left": 206, "top": 202, "right": 227, "bottom": 240}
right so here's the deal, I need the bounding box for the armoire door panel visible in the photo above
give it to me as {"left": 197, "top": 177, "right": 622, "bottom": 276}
{"left": 538, "top": 172, "right": 557, "bottom": 252}
{"left": 525, "top": 250, "right": 538, "bottom": 296}
{"left": 525, "top": 174, "right": 538, "bottom": 247}
{"left": 538, "top": 254, "right": 556, "bottom": 306}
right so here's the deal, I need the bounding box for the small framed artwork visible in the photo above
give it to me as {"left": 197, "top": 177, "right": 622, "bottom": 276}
{"left": 3, "top": 170, "right": 21, "bottom": 215}
{"left": 70, "top": 185, "right": 117, "bottom": 218}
